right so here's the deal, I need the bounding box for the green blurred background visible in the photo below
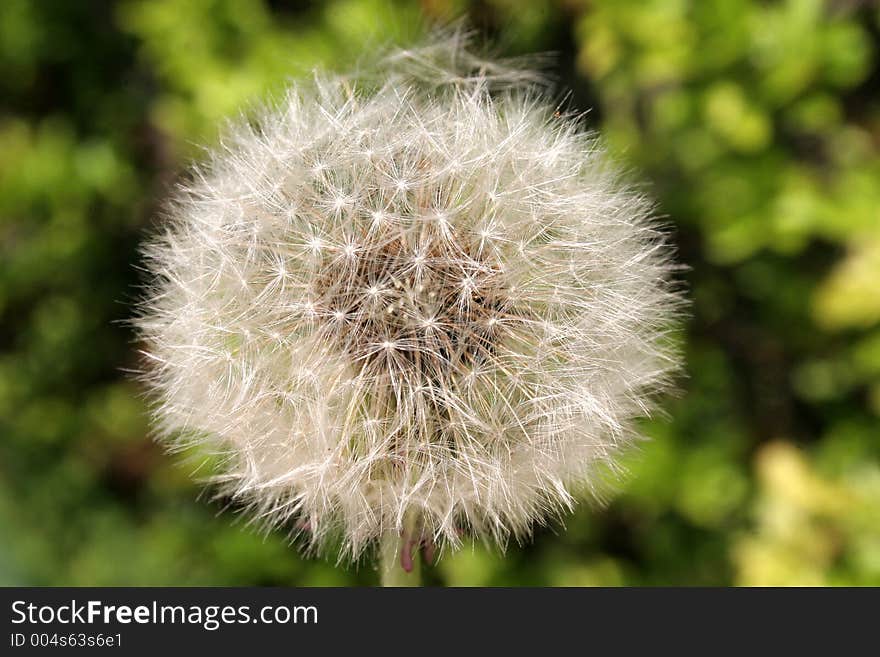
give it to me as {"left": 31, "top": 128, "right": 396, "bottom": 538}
{"left": 1, "top": 0, "right": 879, "bottom": 586}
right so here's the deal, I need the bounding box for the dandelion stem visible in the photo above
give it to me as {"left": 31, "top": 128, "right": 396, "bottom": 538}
{"left": 379, "top": 530, "right": 421, "bottom": 587}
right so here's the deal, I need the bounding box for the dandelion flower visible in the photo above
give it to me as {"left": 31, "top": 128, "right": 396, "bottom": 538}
{"left": 136, "top": 33, "right": 682, "bottom": 571}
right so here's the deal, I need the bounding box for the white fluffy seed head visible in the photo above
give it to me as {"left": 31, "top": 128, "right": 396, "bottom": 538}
{"left": 135, "top": 33, "right": 683, "bottom": 559}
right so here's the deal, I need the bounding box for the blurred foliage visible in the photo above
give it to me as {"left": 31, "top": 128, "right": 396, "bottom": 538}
{"left": 1, "top": 0, "right": 878, "bottom": 586}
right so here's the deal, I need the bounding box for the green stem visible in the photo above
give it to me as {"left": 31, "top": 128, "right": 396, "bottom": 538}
{"left": 379, "top": 530, "right": 421, "bottom": 587}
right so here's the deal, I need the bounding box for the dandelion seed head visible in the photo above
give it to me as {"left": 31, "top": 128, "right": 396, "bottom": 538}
{"left": 136, "top": 32, "right": 683, "bottom": 558}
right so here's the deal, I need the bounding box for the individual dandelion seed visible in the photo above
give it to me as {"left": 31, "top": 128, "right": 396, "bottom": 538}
{"left": 135, "top": 31, "right": 684, "bottom": 585}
